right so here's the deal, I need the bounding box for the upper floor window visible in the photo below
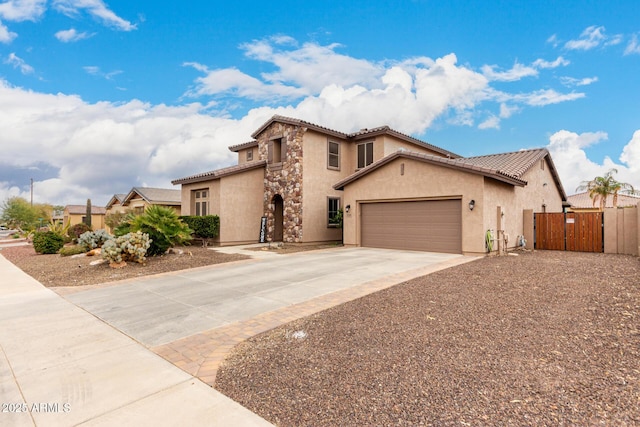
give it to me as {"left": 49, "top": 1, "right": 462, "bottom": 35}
{"left": 193, "top": 189, "right": 209, "bottom": 216}
{"left": 246, "top": 149, "right": 253, "bottom": 162}
{"left": 357, "top": 142, "right": 374, "bottom": 169}
{"left": 328, "top": 141, "right": 340, "bottom": 170}
{"left": 268, "top": 137, "right": 286, "bottom": 164}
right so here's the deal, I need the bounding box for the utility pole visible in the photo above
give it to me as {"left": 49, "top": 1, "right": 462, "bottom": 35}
{"left": 30, "top": 178, "right": 33, "bottom": 207}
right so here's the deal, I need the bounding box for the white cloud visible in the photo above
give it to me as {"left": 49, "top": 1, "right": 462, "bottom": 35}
{"left": 499, "top": 103, "right": 519, "bottom": 118}
{"left": 507, "top": 89, "right": 585, "bottom": 106}
{"left": 55, "top": 28, "right": 92, "bottom": 42}
{"left": 52, "top": 0, "right": 136, "bottom": 31}
{"left": 564, "top": 25, "right": 607, "bottom": 51}
{"left": 560, "top": 76, "right": 598, "bottom": 87}
{"left": 624, "top": 34, "right": 640, "bottom": 55}
{"left": 4, "top": 52, "right": 34, "bottom": 74}
{"left": 532, "top": 56, "right": 570, "bottom": 69}
{"left": 482, "top": 62, "right": 538, "bottom": 82}
{"left": 547, "top": 34, "right": 559, "bottom": 48}
{"left": 0, "top": 20, "right": 17, "bottom": 43}
{"left": 83, "top": 65, "right": 122, "bottom": 80}
{"left": 478, "top": 115, "right": 500, "bottom": 130}
{"left": 546, "top": 130, "right": 640, "bottom": 194}
{"left": 0, "top": 0, "right": 47, "bottom": 21}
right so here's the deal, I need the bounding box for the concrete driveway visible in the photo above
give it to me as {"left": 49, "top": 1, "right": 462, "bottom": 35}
{"left": 64, "top": 247, "right": 471, "bottom": 347}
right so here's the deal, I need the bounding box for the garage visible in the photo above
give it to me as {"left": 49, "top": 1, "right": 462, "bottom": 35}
{"left": 360, "top": 199, "right": 462, "bottom": 253}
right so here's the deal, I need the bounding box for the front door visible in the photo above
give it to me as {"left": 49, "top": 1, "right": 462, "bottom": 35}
{"left": 273, "top": 195, "right": 284, "bottom": 242}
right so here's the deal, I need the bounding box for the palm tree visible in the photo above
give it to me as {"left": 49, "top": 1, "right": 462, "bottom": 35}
{"left": 576, "top": 169, "right": 636, "bottom": 210}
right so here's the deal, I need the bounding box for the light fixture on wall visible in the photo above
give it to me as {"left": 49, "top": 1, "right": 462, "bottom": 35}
{"left": 345, "top": 204, "right": 351, "bottom": 213}
{"left": 469, "top": 200, "right": 475, "bottom": 211}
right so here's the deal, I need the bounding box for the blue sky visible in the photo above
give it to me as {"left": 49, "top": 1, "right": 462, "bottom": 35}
{"left": 1, "top": 0, "right": 639, "bottom": 207}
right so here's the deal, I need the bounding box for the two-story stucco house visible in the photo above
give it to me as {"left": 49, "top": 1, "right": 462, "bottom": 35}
{"left": 172, "top": 115, "right": 567, "bottom": 254}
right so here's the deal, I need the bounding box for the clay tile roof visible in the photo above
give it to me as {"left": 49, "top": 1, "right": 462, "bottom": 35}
{"left": 250, "top": 115, "right": 461, "bottom": 159}
{"left": 568, "top": 192, "right": 640, "bottom": 209}
{"left": 65, "top": 205, "right": 107, "bottom": 215}
{"left": 228, "top": 140, "right": 259, "bottom": 152}
{"left": 171, "top": 160, "right": 267, "bottom": 185}
{"left": 334, "top": 151, "right": 530, "bottom": 190}
{"left": 126, "top": 187, "right": 182, "bottom": 205}
{"left": 459, "top": 148, "right": 548, "bottom": 180}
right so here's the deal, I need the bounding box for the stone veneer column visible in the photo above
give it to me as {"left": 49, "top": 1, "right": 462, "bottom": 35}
{"left": 258, "top": 123, "right": 304, "bottom": 242}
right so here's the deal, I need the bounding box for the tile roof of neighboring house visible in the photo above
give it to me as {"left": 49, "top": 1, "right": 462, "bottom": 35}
{"left": 228, "top": 140, "right": 259, "bottom": 152}
{"left": 65, "top": 205, "right": 107, "bottom": 215}
{"left": 171, "top": 160, "right": 267, "bottom": 185}
{"left": 568, "top": 192, "right": 640, "bottom": 209}
{"left": 123, "top": 187, "right": 182, "bottom": 205}
{"left": 105, "top": 193, "right": 127, "bottom": 209}
{"left": 248, "top": 115, "right": 461, "bottom": 159}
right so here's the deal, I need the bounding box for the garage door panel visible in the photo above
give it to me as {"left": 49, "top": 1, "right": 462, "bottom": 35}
{"left": 361, "top": 200, "right": 461, "bottom": 253}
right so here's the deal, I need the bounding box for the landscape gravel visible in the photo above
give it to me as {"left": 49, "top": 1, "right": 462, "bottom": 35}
{"left": 215, "top": 251, "right": 640, "bottom": 426}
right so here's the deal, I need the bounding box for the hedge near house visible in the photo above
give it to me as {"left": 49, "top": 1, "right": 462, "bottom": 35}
{"left": 180, "top": 215, "right": 220, "bottom": 246}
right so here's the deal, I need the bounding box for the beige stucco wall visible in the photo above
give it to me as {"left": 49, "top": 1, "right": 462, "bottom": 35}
{"left": 340, "top": 157, "right": 486, "bottom": 254}
{"left": 302, "top": 131, "right": 346, "bottom": 242}
{"left": 482, "top": 157, "right": 563, "bottom": 251}
{"left": 179, "top": 181, "right": 219, "bottom": 217}
{"left": 218, "top": 167, "right": 265, "bottom": 245}
{"left": 63, "top": 212, "right": 105, "bottom": 230}
{"left": 379, "top": 135, "right": 451, "bottom": 158}
{"left": 237, "top": 147, "right": 257, "bottom": 165}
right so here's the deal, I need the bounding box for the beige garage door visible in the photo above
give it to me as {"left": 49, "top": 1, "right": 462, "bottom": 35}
{"left": 361, "top": 199, "right": 462, "bottom": 253}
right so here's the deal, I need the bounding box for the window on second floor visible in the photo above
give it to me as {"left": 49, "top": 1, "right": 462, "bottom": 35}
{"left": 246, "top": 149, "right": 253, "bottom": 162}
{"left": 268, "top": 138, "right": 286, "bottom": 164}
{"left": 193, "top": 189, "right": 209, "bottom": 216}
{"left": 357, "top": 142, "right": 374, "bottom": 169}
{"left": 328, "top": 141, "right": 340, "bottom": 170}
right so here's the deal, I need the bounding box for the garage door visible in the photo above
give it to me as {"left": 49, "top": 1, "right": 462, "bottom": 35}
{"left": 361, "top": 199, "right": 462, "bottom": 253}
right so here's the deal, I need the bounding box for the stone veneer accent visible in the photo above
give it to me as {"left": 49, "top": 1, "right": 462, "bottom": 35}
{"left": 257, "top": 122, "right": 305, "bottom": 242}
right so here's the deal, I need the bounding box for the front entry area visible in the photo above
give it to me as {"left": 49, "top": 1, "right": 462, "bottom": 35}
{"left": 272, "top": 194, "right": 284, "bottom": 242}
{"left": 360, "top": 199, "right": 462, "bottom": 253}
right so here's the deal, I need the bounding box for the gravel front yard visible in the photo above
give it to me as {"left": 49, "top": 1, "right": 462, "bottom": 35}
{"left": 216, "top": 251, "right": 640, "bottom": 426}
{"left": 0, "top": 245, "right": 249, "bottom": 287}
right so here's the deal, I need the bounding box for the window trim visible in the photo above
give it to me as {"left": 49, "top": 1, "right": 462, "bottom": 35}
{"left": 246, "top": 149, "right": 253, "bottom": 162}
{"left": 327, "top": 140, "right": 340, "bottom": 170}
{"left": 327, "top": 196, "right": 341, "bottom": 228}
{"left": 357, "top": 141, "right": 374, "bottom": 169}
{"left": 193, "top": 189, "right": 209, "bottom": 217}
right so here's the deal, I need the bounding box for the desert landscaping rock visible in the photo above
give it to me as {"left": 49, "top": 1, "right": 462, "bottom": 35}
{"left": 215, "top": 251, "right": 640, "bottom": 426}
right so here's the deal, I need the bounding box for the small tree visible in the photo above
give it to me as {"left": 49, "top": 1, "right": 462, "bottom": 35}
{"left": 1, "top": 197, "right": 39, "bottom": 230}
{"left": 576, "top": 169, "right": 637, "bottom": 210}
{"left": 85, "top": 199, "right": 92, "bottom": 228}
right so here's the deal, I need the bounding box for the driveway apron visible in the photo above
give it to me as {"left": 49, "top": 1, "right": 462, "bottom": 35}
{"left": 63, "top": 248, "right": 468, "bottom": 347}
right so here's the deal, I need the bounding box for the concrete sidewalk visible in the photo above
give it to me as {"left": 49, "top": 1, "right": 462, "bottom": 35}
{"left": 0, "top": 254, "right": 272, "bottom": 427}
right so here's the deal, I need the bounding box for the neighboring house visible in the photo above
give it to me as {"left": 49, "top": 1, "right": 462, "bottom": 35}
{"left": 105, "top": 187, "right": 182, "bottom": 216}
{"left": 567, "top": 192, "right": 640, "bottom": 212}
{"left": 172, "top": 115, "right": 566, "bottom": 254}
{"left": 63, "top": 205, "right": 106, "bottom": 229}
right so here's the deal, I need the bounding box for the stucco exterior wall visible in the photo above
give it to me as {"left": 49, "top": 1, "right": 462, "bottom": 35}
{"left": 604, "top": 207, "right": 639, "bottom": 256}
{"left": 482, "top": 157, "right": 564, "bottom": 250}
{"left": 237, "top": 147, "right": 257, "bottom": 165}
{"left": 340, "top": 157, "right": 486, "bottom": 254}
{"left": 218, "top": 167, "right": 265, "bottom": 245}
{"left": 380, "top": 135, "right": 451, "bottom": 158}
{"left": 302, "top": 131, "right": 345, "bottom": 242}
{"left": 178, "top": 181, "right": 219, "bottom": 217}
{"left": 63, "top": 212, "right": 105, "bottom": 230}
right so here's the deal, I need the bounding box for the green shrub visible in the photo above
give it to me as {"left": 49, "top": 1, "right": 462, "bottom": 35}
{"left": 102, "top": 231, "right": 150, "bottom": 264}
{"left": 78, "top": 229, "right": 113, "bottom": 251}
{"left": 59, "top": 245, "right": 88, "bottom": 257}
{"left": 123, "top": 206, "right": 192, "bottom": 256}
{"left": 32, "top": 231, "right": 64, "bottom": 254}
{"left": 179, "top": 215, "right": 220, "bottom": 239}
{"left": 68, "top": 223, "right": 91, "bottom": 240}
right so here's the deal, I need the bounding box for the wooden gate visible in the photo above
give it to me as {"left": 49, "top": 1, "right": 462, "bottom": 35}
{"left": 535, "top": 212, "right": 603, "bottom": 252}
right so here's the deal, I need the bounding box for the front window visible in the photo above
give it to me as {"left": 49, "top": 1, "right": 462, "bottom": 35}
{"left": 328, "top": 197, "right": 341, "bottom": 227}
{"left": 357, "top": 142, "right": 374, "bottom": 169}
{"left": 194, "top": 189, "right": 209, "bottom": 216}
{"left": 328, "top": 141, "right": 340, "bottom": 169}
